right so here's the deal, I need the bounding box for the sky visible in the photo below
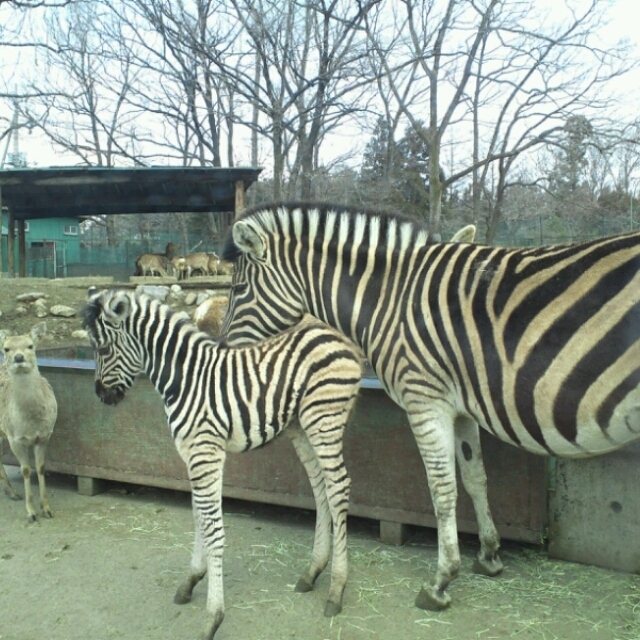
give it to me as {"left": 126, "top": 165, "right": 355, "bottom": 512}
{"left": 2, "top": 0, "right": 640, "bottom": 171}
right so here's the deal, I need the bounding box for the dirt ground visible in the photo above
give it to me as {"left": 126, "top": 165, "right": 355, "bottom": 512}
{"left": 0, "top": 276, "right": 224, "bottom": 348}
{"left": 0, "top": 466, "right": 639, "bottom": 640}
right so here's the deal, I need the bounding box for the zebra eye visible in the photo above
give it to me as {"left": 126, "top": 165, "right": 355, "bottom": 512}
{"left": 232, "top": 283, "right": 248, "bottom": 295}
{"left": 96, "top": 346, "right": 110, "bottom": 356}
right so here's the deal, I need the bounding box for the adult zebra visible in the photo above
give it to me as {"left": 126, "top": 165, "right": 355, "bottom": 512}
{"left": 221, "top": 202, "right": 640, "bottom": 611}
{"left": 82, "top": 289, "right": 362, "bottom": 640}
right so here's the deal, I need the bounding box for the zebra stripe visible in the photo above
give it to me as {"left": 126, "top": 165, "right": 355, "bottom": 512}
{"left": 82, "top": 289, "right": 361, "bottom": 640}
{"left": 221, "top": 202, "right": 640, "bottom": 611}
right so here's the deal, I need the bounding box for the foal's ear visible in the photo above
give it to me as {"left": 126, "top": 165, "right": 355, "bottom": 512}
{"left": 233, "top": 221, "right": 265, "bottom": 260}
{"left": 102, "top": 292, "right": 132, "bottom": 325}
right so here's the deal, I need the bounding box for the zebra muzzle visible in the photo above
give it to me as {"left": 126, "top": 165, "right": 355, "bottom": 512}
{"left": 95, "top": 380, "right": 126, "bottom": 406}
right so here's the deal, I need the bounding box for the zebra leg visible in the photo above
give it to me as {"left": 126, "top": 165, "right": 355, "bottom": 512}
{"left": 174, "top": 495, "right": 207, "bottom": 605}
{"left": 285, "top": 424, "right": 333, "bottom": 595}
{"left": 184, "top": 447, "right": 227, "bottom": 640}
{"left": 300, "top": 402, "right": 354, "bottom": 618}
{"left": 454, "top": 416, "right": 503, "bottom": 577}
{"left": 408, "top": 408, "right": 460, "bottom": 611}
{"left": 34, "top": 441, "right": 53, "bottom": 518}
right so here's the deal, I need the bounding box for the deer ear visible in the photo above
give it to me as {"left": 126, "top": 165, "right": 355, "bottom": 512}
{"left": 30, "top": 322, "right": 47, "bottom": 344}
{"left": 103, "top": 292, "right": 131, "bottom": 325}
{"left": 233, "top": 221, "right": 265, "bottom": 259}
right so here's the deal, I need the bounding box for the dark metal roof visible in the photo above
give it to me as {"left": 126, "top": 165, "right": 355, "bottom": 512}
{"left": 0, "top": 166, "right": 262, "bottom": 220}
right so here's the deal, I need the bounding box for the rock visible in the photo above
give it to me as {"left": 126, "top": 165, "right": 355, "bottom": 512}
{"left": 15, "top": 305, "right": 28, "bottom": 316}
{"left": 136, "top": 285, "right": 170, "bottom": 302}
{"left": 184, "top": 292, "right": 198, "bottom": 306}
{"left": 50, "top": 305, "right": 77, "bottom": 318}
{"left": 34, "top": 306, "right": 48, "bottom": 318}
{"left": 170, "top": 284, "right": 183, "bottom": 294}
{"left": 71, "top": 329, "right": 90, "bottom": 341}
{"left": 16, "top": 291, "right": 47, "bottom": 303}
{"left": 196, "top": 291, "right": 211, "bottom": 306}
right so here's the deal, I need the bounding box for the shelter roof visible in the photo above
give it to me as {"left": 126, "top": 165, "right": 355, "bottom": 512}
{"left": 0, "top": 166, "right": 261, "bottom": 220}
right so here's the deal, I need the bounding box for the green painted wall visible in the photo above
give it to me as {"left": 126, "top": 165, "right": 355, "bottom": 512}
{"left": 1, "top": 213, "right": 81, "bottom": 275}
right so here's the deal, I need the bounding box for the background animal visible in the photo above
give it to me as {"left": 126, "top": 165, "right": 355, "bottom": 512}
{"left": 83, "top": 289, "right": 361, "bottom": 640}
{"left": 220, "top": 202, "right": 640, "bottom": 612}
{"left": 193, "top": 296, "right": 228, "bottom": 336}
{"left": 134, "top": 241, "right": 179, "bottom": 277}
{"left": 0, "top": 322, "right": 58, "bottom": 522}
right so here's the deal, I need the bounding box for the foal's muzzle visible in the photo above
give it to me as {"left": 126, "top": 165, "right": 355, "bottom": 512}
{"left": 95, "top": 380, "right": 126, "bottom": 406}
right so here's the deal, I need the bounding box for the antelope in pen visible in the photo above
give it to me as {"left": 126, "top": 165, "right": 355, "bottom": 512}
{"left": 82, "top": 289, "right": 362, "bottom": 640}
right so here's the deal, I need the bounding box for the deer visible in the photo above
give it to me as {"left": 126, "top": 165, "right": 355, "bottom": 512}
{"left": 134, "top": 242, "right": 179, "bottom": 277}
{"left": 0, "top": 322, "right": 58, "bottom": 522}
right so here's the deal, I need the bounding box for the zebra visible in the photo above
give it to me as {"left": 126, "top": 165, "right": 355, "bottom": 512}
{"left": 220, "top": 201, "right": 640, "bottom": 611}
{"left": 82, "top": 289, "right": 362, "bottom": 640}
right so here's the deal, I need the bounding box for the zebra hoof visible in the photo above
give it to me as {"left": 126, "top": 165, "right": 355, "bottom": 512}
{"left": 324, "top": 600, "right": 342, "bottom": 617}
{"left": 414, "top": 586, "right": 451, "bottom": 611}
{"left": 174, "top": 585, "right": 193, "bottom": 605}
{"left": 294, "top": 576, "right": 314, "bottom": 593}
{"left": 472, "top": 553, "right": 503, "bottom": 577}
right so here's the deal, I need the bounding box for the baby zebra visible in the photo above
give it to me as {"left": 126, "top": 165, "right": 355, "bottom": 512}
{"left": 82, "top": 289, "right": 362, "bottom": 640}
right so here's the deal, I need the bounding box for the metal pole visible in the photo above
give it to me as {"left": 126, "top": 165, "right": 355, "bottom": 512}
{"left": 0, "top": 186, "right": 3, "bottom": 277}
{"left": 7, "top": 206, "right": 14, "bottom": 278}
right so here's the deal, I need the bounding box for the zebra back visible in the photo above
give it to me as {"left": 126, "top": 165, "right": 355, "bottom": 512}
{"left": 222, "top": 203, "right": 640, "bottom": 459}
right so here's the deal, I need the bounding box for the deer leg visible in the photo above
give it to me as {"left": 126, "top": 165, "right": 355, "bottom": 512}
{"left": 0, "top": 437, "right": 20, "bottom": 500}
{"left": 34, "top": 441, "right": 53, "bottom": 518}
{"left": 9, "top": 440, "right": 37, "bottom": 522}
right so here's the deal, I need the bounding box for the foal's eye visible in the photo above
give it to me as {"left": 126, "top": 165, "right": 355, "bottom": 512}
{"left": 232, "top": 283, "right": 248, "bottom": 294}
{"left": 97, "top": 346, "right": 110, "bottom": 356}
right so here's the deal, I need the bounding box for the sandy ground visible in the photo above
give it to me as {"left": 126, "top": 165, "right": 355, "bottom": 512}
{"left": 1, "top": 466, "right": 639, "bottom": 640}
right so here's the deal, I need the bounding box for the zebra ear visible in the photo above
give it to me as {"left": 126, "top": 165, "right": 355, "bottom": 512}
{"left": 233, "top": 221, "right": 265, "bottom": 259}
{"left": 450, "top": 224, "right": 476, "bottom": 243}
{"left": 102, "top": 292, "right": 132, "bottom": 325}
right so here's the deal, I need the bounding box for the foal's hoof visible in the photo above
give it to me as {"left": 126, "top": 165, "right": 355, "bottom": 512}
{"left": 472, "top": 553, "right": 504, "bottom": 577}
{"left": 173, "top": 585, "right": 193, "bottom": 605}
{"left": 294, "top": 576, "right": 315, "bottom": 593}
{"left": 324, "top": 600, "right": 342, "bottom": 617}
{"left": 414, "top": 586, "right": 451, "bottom": 611}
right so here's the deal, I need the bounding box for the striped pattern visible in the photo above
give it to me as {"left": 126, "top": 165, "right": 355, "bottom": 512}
{"left": 221, "top": 202, "right": 640, "bottom": 611}
{"left": 83, "top": 289, "right": 361, "bottom": 640}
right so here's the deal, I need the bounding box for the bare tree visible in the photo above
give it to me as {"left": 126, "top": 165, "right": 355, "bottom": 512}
{"left": 365, "top": 0, "right": 634, "bottom": 241}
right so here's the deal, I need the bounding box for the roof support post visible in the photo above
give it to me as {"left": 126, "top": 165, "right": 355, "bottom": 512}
{"left": 17, "top": 219, "right": 26, "bottom": 277}
{"left": 0, "top": 185, "right": 3, "bottom": 278}
{"left": 234, "top": 180, "right": 245, "bottom": 218}
{"left": 7, "top": 205, "right": 14, "bottom": 278}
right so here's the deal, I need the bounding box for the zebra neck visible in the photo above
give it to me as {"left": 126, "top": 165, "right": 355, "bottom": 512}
{"left": 135, "top": 306, "right": 202, "bottom": 404}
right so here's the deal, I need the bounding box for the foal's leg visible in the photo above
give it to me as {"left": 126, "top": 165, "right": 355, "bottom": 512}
{"left": 189, "top": 447, "right": 227, "bottom": 640}
{"left": 174, "top": 495, "right": 208, "bottom": 604}
{"left": 285, "top": 423, "right": 333, "bottom": 594}
{"left": 454, "top": 416, "right": 503, "bottom": 576}
{"left": 299, "top": 394, "right": 356, "bottom": 618}
{"left": 34, "top": 441, "right": 53, "bottom": 518}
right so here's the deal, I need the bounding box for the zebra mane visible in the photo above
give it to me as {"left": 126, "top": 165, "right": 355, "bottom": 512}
{"left": 82, "top": 289, "right": 206, "bottom": 341}
{"left": 222, "top": 201, "right": 433, "bottom": 262}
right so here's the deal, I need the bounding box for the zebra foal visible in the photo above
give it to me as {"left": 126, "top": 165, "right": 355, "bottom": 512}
{"left": 82, "top": 289, "right": 361, "bottom": 640}
{"left": 220, "top": 202, "right": 640, "bottom": 611}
